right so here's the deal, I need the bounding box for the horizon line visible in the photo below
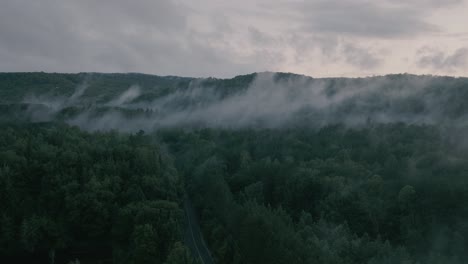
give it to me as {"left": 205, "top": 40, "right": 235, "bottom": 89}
{"left": 1, "top": 70, "right": 467, "bottom": 80}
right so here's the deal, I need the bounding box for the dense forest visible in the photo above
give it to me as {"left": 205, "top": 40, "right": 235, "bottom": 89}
{"left": 160, "top": 124, "right": 468, "bottom": 264}
{"left": 0, "top": 124, "right": 196, "bottom": 263}
{"left": 1, "top": 72, "right": 468, "bottom": 263}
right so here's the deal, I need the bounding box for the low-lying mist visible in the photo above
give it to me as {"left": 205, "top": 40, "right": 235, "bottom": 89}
{"left": 16, "top": 72, "right": 468, "bottom": 132}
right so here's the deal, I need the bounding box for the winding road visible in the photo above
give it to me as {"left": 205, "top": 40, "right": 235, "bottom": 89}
{"left": 183, "top": 197, "right": 215, "bottom": 264}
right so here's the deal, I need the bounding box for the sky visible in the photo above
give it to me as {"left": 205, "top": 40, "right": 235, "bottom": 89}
{"left": 0, "top": 0, "right": 467, "bottom": 78}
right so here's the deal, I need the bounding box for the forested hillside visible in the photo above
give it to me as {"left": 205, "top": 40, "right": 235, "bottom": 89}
{"left": 0, "top": 124, "right": 192, "bottom": 264}
{"left": 159, "top": 125, "right": 468, "bottom": 264}
{"left": 1, "top": 72, "right": 467, "bottom": 263}
{"left": 3, "top": 72, "right": 468, "bottom": 130}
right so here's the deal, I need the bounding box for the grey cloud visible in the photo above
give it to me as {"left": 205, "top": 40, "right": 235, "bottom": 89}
{"left": 342, "top": 43, "right": 382, "bottom": 69}
{"left": 288, "top": 34, "right": 382, "bottom": 69}
{"left": 296, "top": 0, "right": 438, "bottom": 38}
{"left": 390, "top": 0, "right": 463, "bottom": 8}
{"left": 417, "top": 47, "right": 468, "bottom": 70}
{"left": 248, "top": 27, "right": 276, "bottom": 46}
{"left": 0, "top": 0, "right": 466, "bottom": 77}
{"left": 289, "top": 34, "right": 340, "bottom": 61}
{"left": 74, "top": 0, "right": 188, "bottom": 32}
{"left": 0, "top": 0, "right": 261, "bottom": 77}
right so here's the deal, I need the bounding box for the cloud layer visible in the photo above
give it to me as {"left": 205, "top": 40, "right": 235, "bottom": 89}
{"left": 0, "top": 0, "right": 467, "bottom": 77}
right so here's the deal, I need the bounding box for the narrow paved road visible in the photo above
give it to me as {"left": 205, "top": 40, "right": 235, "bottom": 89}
{"left": 183, "top": 197, "right": 215, "bottom": 264}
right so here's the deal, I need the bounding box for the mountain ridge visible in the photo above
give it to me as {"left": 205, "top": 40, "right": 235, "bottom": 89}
{"left": 2, "top": 71, "right": 468, "bottom": 131}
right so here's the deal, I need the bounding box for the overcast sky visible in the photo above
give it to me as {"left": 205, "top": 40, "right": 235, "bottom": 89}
{"left": 1, "top": 0, "right": 467, "bottom": 78}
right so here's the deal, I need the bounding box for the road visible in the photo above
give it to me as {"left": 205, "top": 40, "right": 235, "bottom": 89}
{"left": 183, "top": 197, "right": 216, "bottom": 264}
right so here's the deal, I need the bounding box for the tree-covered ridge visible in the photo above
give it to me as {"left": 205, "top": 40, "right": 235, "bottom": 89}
{"left": 2, "top": 72, "right": 468, "bottom": 130}
{"left": 0, "top": 72, "right": 256, "bottom": 104}
{"left": 0, "top": 124, "right": 195, "bottom": 264}
{"left": 160, "top": 124, "right": 468, "bottom": 264}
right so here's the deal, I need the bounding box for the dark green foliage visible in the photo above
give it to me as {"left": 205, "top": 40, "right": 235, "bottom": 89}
{"left": 164, "top": 242, "right": 199, "bottom": 264}
{"left": 0, "top": 124, "right": 191, "bottom": 263}
{"left": 159, "top": 124, "right": 468, "bottom": 264}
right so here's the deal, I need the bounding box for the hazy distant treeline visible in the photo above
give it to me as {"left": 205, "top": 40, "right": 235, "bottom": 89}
{"left": 1, "top": 72, "right": 468, "bottom": 131}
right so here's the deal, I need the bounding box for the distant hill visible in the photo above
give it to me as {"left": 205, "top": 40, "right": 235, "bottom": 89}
{"left": 1, "top": 72, "right": 468, "bottom": 130}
